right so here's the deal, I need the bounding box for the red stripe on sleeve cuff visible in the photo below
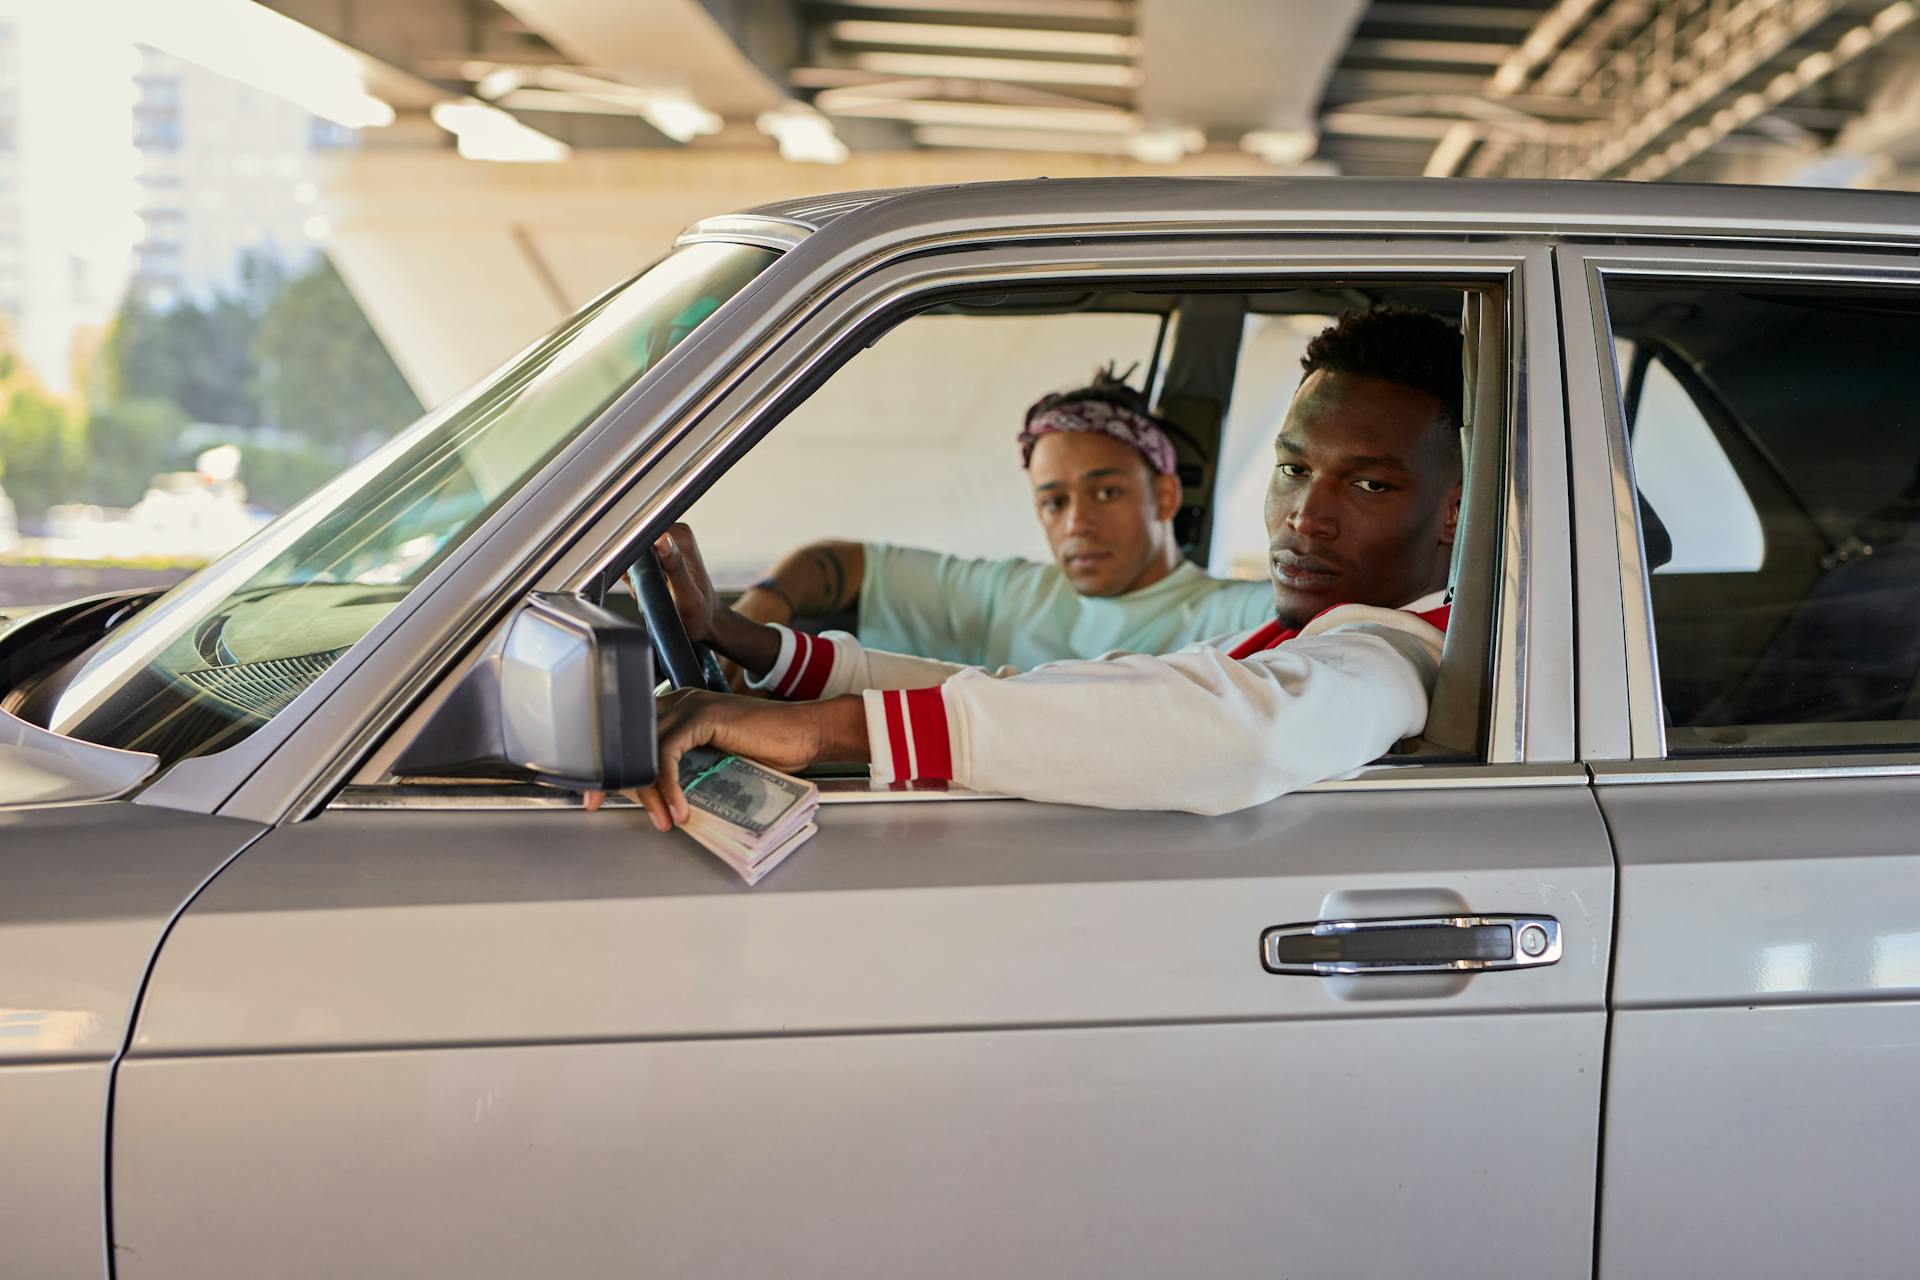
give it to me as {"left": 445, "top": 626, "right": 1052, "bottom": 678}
{"left": 763, "top": 626, "right": 801, "bottom": 697}
{"left": 788, "top": 631, "right": 835, "bottom": 700}
{"left": 881, "top": 690, "right": 911, "bottom": 780}
{"left": 773, "top": 630, "right": 806, "bottom": 697}
{"left": 866, "top": 688, "right": 953, "bottom": 790}
{"left": 902, "top": 686, "right": 953, "bottom": 781}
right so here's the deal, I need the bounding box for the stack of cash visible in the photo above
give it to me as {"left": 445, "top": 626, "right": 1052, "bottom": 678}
{"left": 676, "top": 746, "right": 819, "bottom": 885}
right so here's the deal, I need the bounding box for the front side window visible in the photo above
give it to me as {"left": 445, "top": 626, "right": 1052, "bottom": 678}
{"left": 1606, "top": 275, "right": 1920, "bottom": 752}
{"left": 685, "top": 304, "right": 1162, "bottom": 588}
{"left": 653, "top": 281, "right": 1498, "bottom": 769}
{"left": 48, "top": 241, "right": 776, "bottom": 766}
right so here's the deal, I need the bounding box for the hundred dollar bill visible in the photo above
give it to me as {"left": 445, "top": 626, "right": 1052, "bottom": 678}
{"left": 677, "top": 746, "right": 813, "bottom": 836}
{"left": 671, "top": 747, "right": 820, "bottom": 883}
{"left": 582, "top": 752, "right": 819, "bottom": 884}
{"left": 691, "top": 822, "right": 818, "bottom": 886}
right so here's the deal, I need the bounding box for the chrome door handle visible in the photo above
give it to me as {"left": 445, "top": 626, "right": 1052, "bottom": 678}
{"left": 1260, "top": 915, "right": 1561, "bottom": 976}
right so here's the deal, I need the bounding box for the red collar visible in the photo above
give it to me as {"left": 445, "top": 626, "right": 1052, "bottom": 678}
{"left": 1226, "top": 601, "right": 1451, "bottom": 660}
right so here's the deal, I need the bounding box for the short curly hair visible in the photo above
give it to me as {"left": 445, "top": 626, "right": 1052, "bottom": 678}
{"left": 1300, "top": 305, "right": 1464, "bottom": 430}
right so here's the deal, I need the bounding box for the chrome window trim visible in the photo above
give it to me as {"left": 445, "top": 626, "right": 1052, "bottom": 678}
{"left": 675, "top": 215, "right": 815, "bottom": 253}
{"left": 685, "top": 218, "right": 1920, "bottom": 256}
{"left": 544, "top": 243, "right": 1561, "bottom": 765}
{"left": 817, "top": 784, "right": 1007, "bottom": 804}
{"left": 337, "top": 245, "right": 1566, "bottom": 817}
{"left": 1308, "top": 762, "right": 1587, "bottom": 791}
{"left": 339, "top": 240, "right": 1559, "bottom": 814}
{"left": 278, "top": 235, "right": 1559, "bottom": 826}
{"left": 702, "top": 183, "right": 1920, "bottom": 254}
{"left": 326, "top": 763, "right": 1590, "bottom": 812}
{"left": 1507, "top": 243, "right": 1574, "bottom": 762}
{"left": 1590, "top": 757, "right": 1920, "bottom": 786}
{"left": 1556, "top": 248, "right": 1659, "bottom": 763}
{"left": 1560, "top": 243, "right": 1920, "bottom": 765}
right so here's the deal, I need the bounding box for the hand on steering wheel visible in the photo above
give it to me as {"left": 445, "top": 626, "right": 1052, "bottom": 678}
{"left": 626, "top": 526, "right": 729, "bottom": 692}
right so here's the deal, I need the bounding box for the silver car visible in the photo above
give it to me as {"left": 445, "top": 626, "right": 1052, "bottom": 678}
{"left": 5, "top": 177, "right": 1918, "bottom": 1279}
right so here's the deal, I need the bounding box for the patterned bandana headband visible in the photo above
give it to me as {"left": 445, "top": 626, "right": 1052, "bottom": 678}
{"left": 1017, "top": 397, "right": 1179, "bottom": 477}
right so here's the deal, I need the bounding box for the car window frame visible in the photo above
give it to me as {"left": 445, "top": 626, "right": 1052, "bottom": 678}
{"left": 124, "top": 235, "right": 815, "bottom": 825}
{"left": 335, "top": 234, "right": 1572, "bottom": 815}
{"left": 1560, "top": 239, "right": 1920, "bottom": 780}
{"left": 620, "top": 273, "right": 1509, "bottom": 764}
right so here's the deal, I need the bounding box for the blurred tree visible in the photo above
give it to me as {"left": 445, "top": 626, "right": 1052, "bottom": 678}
{"left": 255, "top": 255, "right": 420, "bottom": 457}
{"left": 102, "top": 255, "right": 281, "bottom": 427}
{"left": 239, "top": 440, "right": 342, "bottom": 513}
{"left": 0, "top": 383, "right": 87, "bottom": 522}
{"left": 81, "top": 398, "right": 190, "bottom": 508}
{"left": 83, "top": 254, "right": 416, "bottom": 518}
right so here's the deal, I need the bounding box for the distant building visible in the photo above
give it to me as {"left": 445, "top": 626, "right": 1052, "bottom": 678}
{"left": 0, "top": 9, "right": 360, "bottom": 394}
{"left": 0, "top": 0, "right": 138, "bottom": 394}
{"left": 0, "top": 20, "right": 21, "bottom": 352}
{"left": 132, "top": 46, "right": 354, "bottom": 309}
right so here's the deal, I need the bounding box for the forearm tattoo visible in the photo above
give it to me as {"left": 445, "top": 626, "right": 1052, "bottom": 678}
{"left": 805, "top": 548, "right": 849, "bottom": 610}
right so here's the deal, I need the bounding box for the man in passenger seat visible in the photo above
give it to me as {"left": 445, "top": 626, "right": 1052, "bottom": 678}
{"left": 730, "top": 366, "right": 1272, "bottom": 670}
{"left": 609, "top": 306, "right": 1464, "bottom": 819}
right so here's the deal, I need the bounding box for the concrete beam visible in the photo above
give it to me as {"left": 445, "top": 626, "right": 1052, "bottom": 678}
{"left": 1838, "top": 56, "right": 1920, "bottom": 167}
{"left": 316, "top": 146, "right": 1271, "bottom": 406}
{"left": 1136, "top": 0, "right": 1364, "bottom": 138}
{"left": 256, "top": 0, "right": 476, "bottom": 109}
{"left": 491, "top": 0, "right": 796, "bottom": 117}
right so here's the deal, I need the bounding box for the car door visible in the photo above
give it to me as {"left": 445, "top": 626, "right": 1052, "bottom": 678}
{"left": 1561, "top": 242, "right": 1920, "bottom": 1277}
{"left": 0, "top": 802, "right": 261, "bottom": 1280}
{"left": 110, "top": 231, "right": 1614, "bottom": 1279}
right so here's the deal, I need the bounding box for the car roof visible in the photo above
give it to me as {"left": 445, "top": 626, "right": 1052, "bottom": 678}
{"left": 679, "top": 175, "right": 1920, "bottom": 252}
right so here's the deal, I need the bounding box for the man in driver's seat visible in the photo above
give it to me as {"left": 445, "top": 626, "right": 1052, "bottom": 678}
{"left": 615, "top": 305, "right": 1464, "bottom": 821}
{"left": 731, "top": 366, "right": 1272, "bottom": 669}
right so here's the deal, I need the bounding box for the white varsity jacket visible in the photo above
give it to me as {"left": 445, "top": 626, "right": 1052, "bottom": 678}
{"left": 746, "top": 592, "right": 1452, "bottom": 815}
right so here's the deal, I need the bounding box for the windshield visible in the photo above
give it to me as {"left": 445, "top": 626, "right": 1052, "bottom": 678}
{"left": 47, "top": 240, "right": 776, "bottom": 767}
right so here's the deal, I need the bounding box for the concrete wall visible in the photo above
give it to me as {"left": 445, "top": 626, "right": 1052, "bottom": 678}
{"left": 684, "top": 311, "right": 1160, "bottom": 582}
{"left": 317, "top": 147, "right": 1272, "bottom": 407}
{"left": 316, "top": 146, "right": 1294, "bottom": 583}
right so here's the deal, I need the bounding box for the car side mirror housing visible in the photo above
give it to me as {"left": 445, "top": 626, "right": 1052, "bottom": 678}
{"left": 394, "top": 592, "right": 656, "bottom": 790}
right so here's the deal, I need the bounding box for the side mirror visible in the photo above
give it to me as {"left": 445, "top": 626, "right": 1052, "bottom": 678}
{"left": 394, "top": 592, "right": 656, "bottom": 790}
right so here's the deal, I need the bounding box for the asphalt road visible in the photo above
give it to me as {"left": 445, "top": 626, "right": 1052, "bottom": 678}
{"left": 0, "top": 564, "right": 193, "bottom": 620}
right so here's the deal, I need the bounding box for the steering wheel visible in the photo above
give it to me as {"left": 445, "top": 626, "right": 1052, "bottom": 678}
{"left": 626, "top": 548, "right": 729, "bottom": 692}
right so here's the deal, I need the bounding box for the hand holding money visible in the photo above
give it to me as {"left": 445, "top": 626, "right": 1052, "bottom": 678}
{"left": 582, "top": 748, "right": 818, "bottom": 884}
{"left": 583, "top": 687, "right": 851, "bottom": 884}
{"left": 671, "top": 747, "right": 819, "bottom": 883}
{"left": 615, "top": 687, "right": 866, "bottom": 832}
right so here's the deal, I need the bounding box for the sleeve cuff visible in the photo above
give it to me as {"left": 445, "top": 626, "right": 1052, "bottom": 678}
{"left": 746, "top": 624, "right": 842, "bottom": 701}
{"left": 863, "top": 686, "right": 957, "bottom": 788}
{"left": 744, "top": 623, "right": 800, "bottom": 694}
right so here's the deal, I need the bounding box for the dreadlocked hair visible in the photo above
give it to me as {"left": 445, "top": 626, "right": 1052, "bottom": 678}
{"left": 1025, "top": 361, "right": 1172, "bottom": 431}
{"left": 1300, "top": 305, "right": 1464, "bottom": 429}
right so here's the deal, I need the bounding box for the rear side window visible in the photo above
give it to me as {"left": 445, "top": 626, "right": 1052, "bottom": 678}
{"left": 1617, "top": 340, "right": 1764, "bottom": 574}
{"left": 1605, "top": 278, "right": 1920, "bottom": 754}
